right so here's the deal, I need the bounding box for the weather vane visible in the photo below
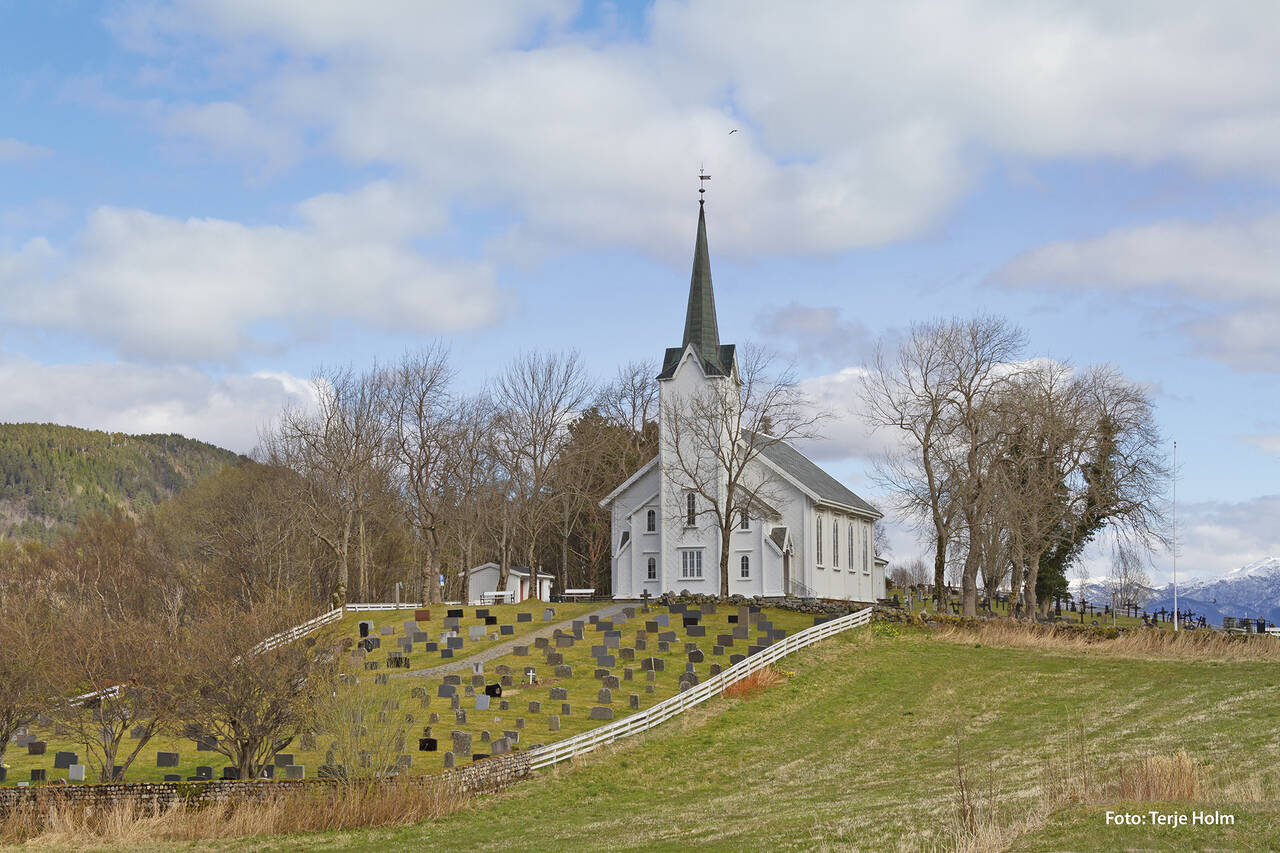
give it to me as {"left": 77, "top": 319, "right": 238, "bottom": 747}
{"left": 698, "top": 165, "right": 711, "bottom": 204}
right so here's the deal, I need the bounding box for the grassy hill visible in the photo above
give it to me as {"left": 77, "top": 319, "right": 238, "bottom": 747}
{"left": 0, "top": 422, "right": 243, "bottom": 542}
{"left": 197, "top": 623, "right": 1279, "bottom": 853}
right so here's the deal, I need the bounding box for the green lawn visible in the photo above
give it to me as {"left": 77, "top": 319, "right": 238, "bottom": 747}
{"left": 193, "top": 622, "right": 1280, "bottom": 852}
{"left": 1, "top": 601, "right": 810, "bottom": 784}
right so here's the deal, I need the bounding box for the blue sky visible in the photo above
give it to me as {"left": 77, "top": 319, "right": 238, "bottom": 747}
{"left": 2, "top": 1, "right": 1279, "bottom": 580}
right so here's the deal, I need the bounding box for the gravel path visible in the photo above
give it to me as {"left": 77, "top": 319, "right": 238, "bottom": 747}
{"left": 397, "top": 601, "right": 630, "bottom": 681}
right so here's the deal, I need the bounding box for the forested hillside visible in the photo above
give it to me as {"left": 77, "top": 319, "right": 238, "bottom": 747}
{"left": 0, "top": 423, "right": 243, "bottom": 541}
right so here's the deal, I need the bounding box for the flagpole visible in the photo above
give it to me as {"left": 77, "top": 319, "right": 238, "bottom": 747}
{"left": 1172, "top": 440, "right": 1178, "bottom": 633}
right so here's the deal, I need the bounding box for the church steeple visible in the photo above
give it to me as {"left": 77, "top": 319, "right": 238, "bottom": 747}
{"left": 681, "top": 201, "right": 722, "bottom": 374}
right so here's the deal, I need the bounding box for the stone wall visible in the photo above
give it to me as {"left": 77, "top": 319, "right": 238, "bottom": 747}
{"left": 656, "top": 590, "right": 874, "bottom": 617}
{"left": 0, "top": 752, "right": 530, "bottom": 815}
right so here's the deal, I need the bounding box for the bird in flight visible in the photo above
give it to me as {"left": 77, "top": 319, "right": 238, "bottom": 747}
{"left": 729, "top": 129, "right": 739, "bottom": 134}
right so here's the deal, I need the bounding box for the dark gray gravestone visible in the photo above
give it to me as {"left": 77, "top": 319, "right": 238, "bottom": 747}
{"left": 554, "top": 664, "right": 573, "bottom": 678}
{"left": 443, "top": 752, "right": 455, "bottom": 768}
{"left": 514, "top": 645, "right": 529, "bottom": 656}
{"left": 603, "top": 675, "right": 620, "bottom": 690}
{"left": 549, "top": 715, "right": 560, "bottom": 731}
{"left": 451, "top": 731, "right": 472, "bottom": 755}
{"left": 273, "top": 753, "right": 294, "bottom": 768}
{"left": 596, "top": 655, "right": 615, "bottom": 668}
{"left": 709, "top": 663, "right": 722, "bottom": 675}
{"left": 730, "top": 654, "right": 746, "bottom": 664}
{"left": 284, "top": 765, "right": 305, "bottom": 780}
{"left": 629, "top": 694, "right": 640, "bottom": 709}
{"left": 30, "top": 768, "right": 46, "bottom": 782}
{"left": 418, "top": 737, "right": 437, "bottom": 752}
{"left": 500, "top": 624, "right": 514, "bottom": 635}
{"left": 561, "top": 703, "right": 571, "bottom": 715}
{"left": 597, "top": 687, "right": 612, "bottom": 703}
{"left": 53, "top": 751, "right": 77, "bottom": 769}
{"left": 623, "top": 667, "right": 634, "bottom": 681}
{"left": 589, "top": 706, "right": 614, "bottom": 720}
{"left": 549, "top": 687, "right": 568, "bottom": 700}
{"left": 528, "top": 700, "right": 541, "bottom": 713}
{"left": 517, "top": 612, "right": 532, "bottom": 623}
{"left": 27, "top": 741, "right": 46, "bottom": 755}
{"left": 437, "top": 684, "right": 456, "bottom": 698}
{"left": 688, "top": 649, "right": 704, "bottom": 663}
{"left": 196, "top": 766, "right": 213, "bottom": 779}
{"left": 222, "top": 767, "right": 240, "bottom": 780}
{"left": 157, "top": 752, "right": 179, "bottom": 767}
{"left": 686, "top": 625, "right": 706, "bottom": 637}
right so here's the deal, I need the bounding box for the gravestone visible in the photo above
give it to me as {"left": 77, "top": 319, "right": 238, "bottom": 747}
{"left": 562, "top": 703, "right": 572, "bottom": 715}
{"left": 274, "top": 753, "right": 295, "bottom": 768}
{"left": 481, "top": 730, "right": 490, "bottom": 742}
{"left": 157, "top": 752, "right": 179, "bottom": 767}
{"left": 476, "top": 694, "right": 490, "bottom": 711}
{"left": 549, "top": 687, "right": 568, "bottom": 700}
{"left": 285, "top": 765, "right": 305, "bottom": 780}
{"left": 419, "top": 737, "right": 438, "bottom": 752}
{"left": 469, "top": 625, "right": 485, "bottom": 641}
{"left": 443, "top": 752, "right": 455, "bottom": 768}
{"left": 68, "top": 764, "right": 86, "bottom": 782}
{"left": 543, "top": 608, "right": 556, "bottom": 621}
{"left": 629, "top": 694, "right": 640, "bottom": 710}
{"left": 196, "top": 766, "right": 213, "bottom": 779}
{"left": 603, "top": 675, "right": 620, "bottom": 690}
{"left": 623, "top": 667, "right": 633, "bottom": 681}
{"left": 500, "top": 624, "right": 514, "bottom": 635}
{"left": 517, "top": 612, "right": 532, "bottom": 623}
{"left": 554, "top": 664, "right": 573, "bottom": 678}
{"left": 30, "top": 769, "right": 46, "bottom": 782}
{"left": 451, "top": 731, "right": 472, "bottom": 755}
{"left": 27, "top": 741, "right": 46, "bottom": 755}
{"left": 437, "top": 684, "right": 456, "bottom": 698}
{"left": 529, "top": 700, "right": 541, "bottom": 713}
{"left": 589, "top": 706, "right": 614, "bottom": 721}
{"left": 549, "top": 715, "right": 561, "bottom": 731}
{"left": 598, "top": 687, "right": 612, "bottom": 703}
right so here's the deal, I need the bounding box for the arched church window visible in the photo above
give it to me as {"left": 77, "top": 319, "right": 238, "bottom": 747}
{"left": 647, "top": 557, "right": 657, "bottom": 580}
{"left": 686, "top": 493, "right": 696, "bottom": 526}
{"left": 832, "top": 520, "right": 839, "bottom": 567}
{"left": 740, "top": 555, "right": 750, "bottom": 578}
{"left": 739, "top": 509, "right": 749, "bottom": 530}
{"left": 646, "top": 509, "right": 656, "bottom": 532}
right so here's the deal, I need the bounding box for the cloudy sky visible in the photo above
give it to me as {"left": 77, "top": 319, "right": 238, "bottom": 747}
{"left": 2, "top": 1, "right": 1279, "bottom": 580}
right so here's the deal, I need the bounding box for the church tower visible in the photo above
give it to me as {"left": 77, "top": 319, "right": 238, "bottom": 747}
{"left": 654, "top": 198, "right": 739, "bottom": 591}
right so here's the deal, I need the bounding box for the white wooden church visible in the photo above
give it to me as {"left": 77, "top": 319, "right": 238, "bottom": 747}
{"left": 601, "top": 200, "right": 885, "bottom": 602}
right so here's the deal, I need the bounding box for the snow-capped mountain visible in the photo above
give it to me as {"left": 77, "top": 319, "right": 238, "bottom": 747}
{"left": 1071, "top": 557, "right": 1280, "bottom": 626}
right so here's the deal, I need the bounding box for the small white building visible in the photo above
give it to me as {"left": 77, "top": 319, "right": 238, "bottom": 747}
{"left": 460, "top": 563, "right": 555, "bottom": 604}
{"left": 600, "top": 200, "right": 884, "bottom": 602}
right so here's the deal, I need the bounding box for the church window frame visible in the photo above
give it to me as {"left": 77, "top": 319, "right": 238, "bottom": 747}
{"left": 680, "top": 548, "right": 704, "bottom": 579}
{"left": 863, "top": 524, "right": 871, "bottom": 574}
{"left": 832, "top": 519, "right": 839, "bottom": 568}
{"left": 685, "top": 493, "right": 697, "bottom": 527}
{"left": 816, "top": 515, "right": 823, "bottom": 566}
{"left": 647, "top": 556, "right": 657, "bottom": 580}
{"left": 739, "top": 508, "right": 749, "bottom": 531}
{"left": 740, "top": 554, "right": 750, "bottom": 579}
{"left": 848, "top": 523, "right": 855, "bottom": 570}
{"left": 646, "top": 509, "right": 656, "bottom": 532}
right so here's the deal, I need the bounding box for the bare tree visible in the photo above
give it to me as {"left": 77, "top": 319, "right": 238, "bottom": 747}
{"left": 176, "top": 596, "right": 341, "bottom": 780}
{"left": 0, "top": 597, "right": 57, "bottom": 769}
{"left": 53, "top": 611, "right": 176, "bottom": 782}
{"left": 442, "top": 395, "right": 501, "bottom": 601}
{"left": 266, "top": 365, "right": 393, "bottom": 605}
{"left": 863, "top": 318, "right": 1024, "bottom": 615}
{"left": 493, "top": 351, "right": 593, "bottom": 598}
{"left": 1108, "top": 539, "right": 1153, "bottom": 611}
{"left": 661, "top": 345, "right": 823, "bottom": 597}
{"left": 387, "top": 346, "right": 456, "bottom": 606}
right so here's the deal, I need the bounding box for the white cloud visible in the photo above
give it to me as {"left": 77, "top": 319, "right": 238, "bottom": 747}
{"left": 1241, "top": 434, "right": 1280, "bottom": 456}
{"left": 756, "top": 303, "right": 874, "bottom": 369}
{"left": 0, "top": 181, "right": 499, "bottom": 363}
{"left": 997, "top": 215, "right": 1280, "bottom": 371}
{"left": 0, "top": 354, "right": 315, "bottom": 453}
{"left": 0, "top": 138, "right": 51, "bottom": 162}
{"left": 1175, "top": 495, "right": 1280, "bottom": 580}
{"left": 797, "top": 366, "right": 901, "bottom": 462}
{"left": 99, "top": 1, "right": 1280, "bottom": 263}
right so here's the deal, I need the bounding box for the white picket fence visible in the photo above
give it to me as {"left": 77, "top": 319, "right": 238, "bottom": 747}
{"left": 524, "top": 605, "right": 873, "bottom": 771}
{"left": 251, "top": 607, "right": 343, "bottom": 654}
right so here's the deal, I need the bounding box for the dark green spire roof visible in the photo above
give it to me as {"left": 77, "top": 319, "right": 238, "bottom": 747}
{"left": 657, "top": 201, "right": 735, "bottom": 380}
{"left": 681, "top": 202, "right": 722, "bottom": 373}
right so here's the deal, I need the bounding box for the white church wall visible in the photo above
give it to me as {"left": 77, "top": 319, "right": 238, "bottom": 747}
{"left": 610, "top": 463, "right": 660, "bottom": 599}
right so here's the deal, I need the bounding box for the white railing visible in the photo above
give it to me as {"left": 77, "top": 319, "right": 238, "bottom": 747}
{"left": 252, "top": 607, "right": 343, "bottom": 654}
{"left": 524, "top": 605, "right": 873, "bottom": 770}
{"left": 344, "top": 602, "right": 414, "bottom": 612}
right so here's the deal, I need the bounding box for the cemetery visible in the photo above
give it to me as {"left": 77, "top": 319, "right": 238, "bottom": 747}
{"left": 0, "top": 600, "right": 815, "bottom": 787}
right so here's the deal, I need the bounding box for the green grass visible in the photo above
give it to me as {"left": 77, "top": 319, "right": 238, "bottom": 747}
{"left": 185, "top": 622, "right": 1280, "bottom": 852}
{"left": 1, "top": 602, "right": 810, "bottom": 784}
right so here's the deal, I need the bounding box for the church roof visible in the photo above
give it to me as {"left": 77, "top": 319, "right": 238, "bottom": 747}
{"left": 757, "top": 438, "right": 881, "bottom": 518}
{"left": 657, "top": 203, "right": 733, "bottom": 379}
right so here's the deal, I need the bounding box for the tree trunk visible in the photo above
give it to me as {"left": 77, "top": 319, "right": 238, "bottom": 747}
{"left": 961, "top": 544, "right": 981, "bottom": 618}
{"left": 719, "top": 524, "right": 731, "bottom": 598}
{"left": 1022, "top": 550, "right": 1043, "bottom": 618}
{"left": 932, "top": 535, "right": 948, "bottom": 611}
